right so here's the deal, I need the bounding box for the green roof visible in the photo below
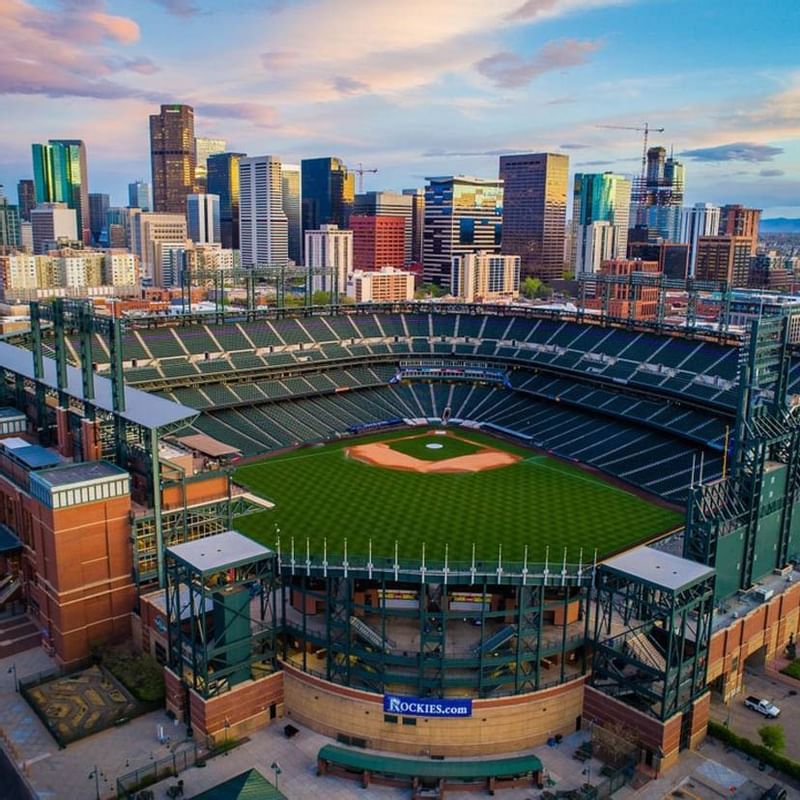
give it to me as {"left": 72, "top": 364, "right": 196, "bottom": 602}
{"left": 190, "top": 769, "right": 286, "bottom": 800}
{"left": 318, "top": 745, "right": 542, "bottom": 780}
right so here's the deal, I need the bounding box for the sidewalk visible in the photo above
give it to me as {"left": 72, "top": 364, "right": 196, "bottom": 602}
{"left": 0, "top": 645, "right": 193, "bottom": 799}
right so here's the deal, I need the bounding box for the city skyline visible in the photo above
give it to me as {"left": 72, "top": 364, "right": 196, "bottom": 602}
{"left": 0, "top": 0, "right": 798, "bottom": 217}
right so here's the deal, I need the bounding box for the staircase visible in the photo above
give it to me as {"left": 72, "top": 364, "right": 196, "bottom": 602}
{"left": 0, "top": 614, "right": 40, "bottom": 658}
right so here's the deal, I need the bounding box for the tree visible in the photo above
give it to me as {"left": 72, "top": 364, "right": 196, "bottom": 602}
{"left": 311, "top": 290, "right": 331, "bottom": 305}
{"left": 415, "top": 282, "right": 445, "bottom": 299}
{"left": 520, "top": 277, "right": 542, "bottom": 299}
{"left": 758, "top": 723, "right": 785, "bottom": 753}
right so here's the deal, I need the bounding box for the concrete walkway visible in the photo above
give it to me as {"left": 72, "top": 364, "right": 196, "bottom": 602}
{"left": 0, "top": 645, "right": 193, "bottom": 799}
{"left": 142, "top": 725, "right": 603, "bottom": 800}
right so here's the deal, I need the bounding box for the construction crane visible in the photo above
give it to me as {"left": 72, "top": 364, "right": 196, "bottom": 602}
{"left": 595, "top": 122, "right": 665, "bottom": 186}
{"left": 350, "top": 162, "right": 378, "bottom": 193}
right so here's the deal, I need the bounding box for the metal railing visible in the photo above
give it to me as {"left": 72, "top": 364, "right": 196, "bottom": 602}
{"left": 115, "top": 743, "right": 205, "bottom": 799}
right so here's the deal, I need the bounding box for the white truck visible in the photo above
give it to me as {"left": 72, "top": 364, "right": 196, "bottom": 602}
{"left": 744, "top": 696, "right": 781, "bottom": 718}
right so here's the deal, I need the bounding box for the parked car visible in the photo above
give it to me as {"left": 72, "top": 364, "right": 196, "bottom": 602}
{"left": 760, "top": 783, "right": 787, "bottom": 800}
{"left": 744, "top": 696, "right": 781, "bottom": 718}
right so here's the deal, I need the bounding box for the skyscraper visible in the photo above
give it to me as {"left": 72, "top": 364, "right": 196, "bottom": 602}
{"left": 351, "top": 215, "right": 405, "bottom": 271}
{"left": 31, "top": 140, "right": 90, "bottom": 243}
{"left": 207, "top": 152, "right": 245, "bottom": 250}
{"left": 301, "top": 158, "right": 355, "bottom": 246}
{"left": 403, "top": 188, "right": 425, "bottom": 264}
{"left": 194, "top": 137, "right": 226, "bottom": 191}
{"left": 0, "top": 187, "right": 21, "bottom": 250}
{"left": 187, "top": 194, "right": 221, "bottom": 245}
{"left": 16, "top": 180, "right": 35, "bottom": 222}
{"left": 238, "top": 156, "right": 288, "bottom": 268}
{"left": 305, "top": 225, "right": 353, "bottom": 295}
{"left": 634, "top": 147, "right": 685, "bottom": 241}
{"left": 354, "top": 191, "right": 414, "bottom": 265}
{"left": 88, "top": 192, "right": 110, "bottom": 244}
{"left": 695, "top": 236, "right": 752, "bottom": 287}
{"left": 30, "top": 203, "right": 78, "bottom": 254}
{"left": 679, "top": 203, "right": 721, "bottom": 277}
{"left": 423, "top": 176, "right": 503, "bottom": 288}
{"left": 281, "top": 164, "right": 302, "bottom": 264}
{"left": 128, "top": 181, "right": 153, "bottom": 211}
{"left": 571, "top": 172, "right": 631, "bottom": 275}
{"left": 128, "top": 209, "right": 187, "bottom": 284}
{"left": 719, "top": 205, "right": 761, "bottom": 255}
{"left": 499, "top": 152, "right": 569, "bottom": 282}
{"left": 149, "top": 104, "right": 196, "bottom": 214}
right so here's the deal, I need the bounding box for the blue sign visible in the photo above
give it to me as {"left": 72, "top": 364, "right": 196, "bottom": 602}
{"left": 383, "top": 694, "right": 472, "bottom": 718}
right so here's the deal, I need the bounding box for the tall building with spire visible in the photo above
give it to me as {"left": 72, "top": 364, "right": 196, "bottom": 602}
{"left": 31, "top": 140, "right": 90, "bottom": 243}
{"left": 149, "top": 104, "right": 196, "bottom": 214}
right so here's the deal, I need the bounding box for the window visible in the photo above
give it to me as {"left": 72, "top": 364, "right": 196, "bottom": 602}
{"left": 401, "top": 717, "right": 417, "bottom": 726}
{"left": 384, "top": 714, "right": 398, "bottom": 724}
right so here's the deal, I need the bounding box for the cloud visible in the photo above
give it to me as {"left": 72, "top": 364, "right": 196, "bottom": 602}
{"left": 576, "top": 159, "right": 617, "bottom": 166}
{"left": 476, "top": 39, "right": 601, "bottom": 88}
{"left": 332, "top": 76, "right": 370, "bottom": 95}
{"left": 260, "top": 50, "right": 299, "bottom": 71}
{"left": 679, "top": 142, "right": 784, "bottom": 163}
{"left": 0, "top": 0, "right": 150, "bottom": 100}
{"left": 560, "top": 142, "right": 590, "bottom": 149}
{"left": 148, "top": 0, "right": 200, "bottom": 17}
{"left": 422, "top": 148, "right": 520, "bottom": 157}
{"left": 194, "top": 101, "right": 280, "bottom": 127}
{"left": 507, "top": 0, "right": 559, "bottom": 20}
{"left": 759, "top": 168, "right": 785, "bottom": 178}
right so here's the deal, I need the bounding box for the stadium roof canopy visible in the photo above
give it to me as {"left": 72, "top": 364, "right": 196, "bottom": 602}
{"left": 603, "top": 546, "right": 714, "bottom": 592}
{"left": 0, "top": 341, "right": 196, "bottom": 432}
{"left": 166, "top": 530, "right": 272, "bottom": 575}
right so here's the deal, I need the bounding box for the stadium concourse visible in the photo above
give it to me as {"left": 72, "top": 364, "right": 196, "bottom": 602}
{"left": 3, "top": 301, "right": 800, "bottom": 787}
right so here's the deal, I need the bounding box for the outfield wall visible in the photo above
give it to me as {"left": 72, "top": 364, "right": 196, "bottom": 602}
{"left": 281, "top": 661, "right": 585, "bottom": 756}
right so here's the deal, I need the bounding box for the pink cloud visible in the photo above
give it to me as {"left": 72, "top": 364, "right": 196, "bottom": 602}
{"left": 0, "top": 0, "right": 151, "bottom": 100}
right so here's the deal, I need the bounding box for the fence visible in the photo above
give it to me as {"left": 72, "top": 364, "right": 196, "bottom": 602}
{"left": 116, "top": 743, "right": 206, "bottom": 799}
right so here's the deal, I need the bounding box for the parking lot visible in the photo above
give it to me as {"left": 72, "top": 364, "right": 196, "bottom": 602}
{"left": 710, "top": 668, "right": 800, "bottom": 761}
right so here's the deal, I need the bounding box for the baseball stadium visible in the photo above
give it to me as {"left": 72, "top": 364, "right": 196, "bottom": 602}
{"left": 2, "top": 277, "right": 800, "bottom": 785}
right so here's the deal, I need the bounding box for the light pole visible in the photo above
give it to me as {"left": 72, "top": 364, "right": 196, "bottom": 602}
{"left": 88, "top": 766, "right": 100, "bottom": 800}
{"left": 7, "top": 664, "right": 17, "bottom": 692}
{"left": 270, "top": 761, "right": 282, "bottom": 792}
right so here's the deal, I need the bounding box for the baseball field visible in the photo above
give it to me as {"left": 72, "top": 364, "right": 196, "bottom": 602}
{"left": 233, "top": 428, "right": 682, "bottom": 566}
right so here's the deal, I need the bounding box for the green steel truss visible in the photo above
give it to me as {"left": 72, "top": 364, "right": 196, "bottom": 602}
{"left": 591, "top": 564, "right": 715, "bottom": 722}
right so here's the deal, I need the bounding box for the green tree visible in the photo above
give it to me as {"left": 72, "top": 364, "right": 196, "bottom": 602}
{"left": 311, "top": 290, "right": 331, "bottom": 305}
{"left": 520, "top": 277, "right": 542, "bottom": 299}
{"left": 415, "top": 282, "right": 445, "bottom": 299}
{"left": 758, "top": 723, "right": 786, "bottom": 753}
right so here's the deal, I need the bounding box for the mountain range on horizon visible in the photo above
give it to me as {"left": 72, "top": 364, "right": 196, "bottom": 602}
{"left": 761, "top": 218, "right": 800, "bottom": 233}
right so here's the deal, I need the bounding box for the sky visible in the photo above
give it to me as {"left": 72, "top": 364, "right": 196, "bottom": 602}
{"left": 1, "top": 0, "right": 799, "bottom": 217}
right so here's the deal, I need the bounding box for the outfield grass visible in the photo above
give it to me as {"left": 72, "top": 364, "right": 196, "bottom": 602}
{"left": 387, "top": 432, "right": 483, "bottom": 461}
{"left": 233, "top": 429, "right": 682, "bottom": 565}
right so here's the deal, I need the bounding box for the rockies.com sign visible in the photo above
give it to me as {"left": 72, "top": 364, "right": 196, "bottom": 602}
{"left": 383, "top": 694, "right": 472, "bottom": 718}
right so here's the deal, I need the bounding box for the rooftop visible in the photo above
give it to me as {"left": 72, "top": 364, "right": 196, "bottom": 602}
{"left": 0, "top": 441, "right": 64, "bottom": 470}
{"left": 0, "top": 407, "right": 25, "bottom": 420}
{"left": 603, "top": 546, "right": 715, "bottom": 592}
{"left": 0, "top": 341, "right": 197, "bottom": 432}
{"left": 191, "top": 769, "right": 286, "bottom": 800}
{"left": 33, "top": 461, "right": 128, "bottom": 488}
{"left": 166, "top": 530, "right": 272, "bottom": 574}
